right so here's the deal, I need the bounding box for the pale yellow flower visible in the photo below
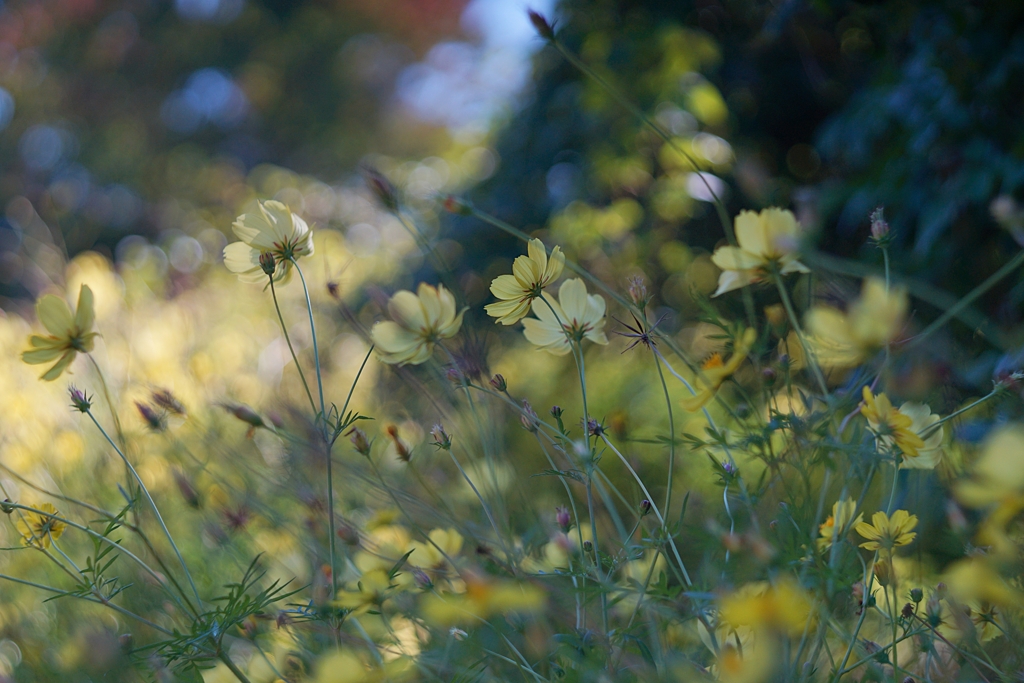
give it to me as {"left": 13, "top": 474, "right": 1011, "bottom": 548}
{"left": 681, "top": 328, "right": 756, "bottom": 412}
{"left": 955, "top": 425, "right": 1024, "bottom": 558}
{"left": 805, "top": 278, "right": 907, "bottom": 369}
{"left": 521, "top": 278, "right": 608, "bottom": 355}
{"left": 21, "top": 285, "right": 97, "bottom": 381}
{"left": 710, "top": 208, "right": 809, "bottom": 296}
{"left": 16, "top": 503, "right": 67, "bottom": 549}
{"left": 942, "top": 557, "right": 1024, "bottom": 609}
{"left": 718, "top": 579, "right": 814, "bottom": 637}
{"left": 855, "top": 509, "right": 917, "bottom": 554}
{"left": 223, "top": 200, "right": 313, "bottom": 284}
{"left": 420, "top": 574, "right": 545, "bottom": 625}
{"left": 408, "top": 528, "right": 463, "bottom": 570}
{"left": 817, "top": 498, "right": 863, "bottom": 552}
{"left": 331, "top": 568, "right": 398, "bottom": 615}
{"left": 861, "top": 387, "right": 942, "bottom": 467}
{"left": 370, "top": 283, "right": 465, "bottom": 365}
{"left": 485, "top": 238, "right": 564, "bottom": 325}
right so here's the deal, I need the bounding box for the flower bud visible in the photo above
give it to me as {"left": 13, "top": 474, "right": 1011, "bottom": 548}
{"left": 910, "top": 588, "right": 923, "bottom": 603}
{"left": 69, "top": 386, "right": 92, "bottom": 413}
{"left": 387, "top": 424, "right": 412, "bottom": 462}
{"left": 413, "top": 568, "right": 433, "bottom": 590}
{"left": 347, "top": 427, "right": 371, "bottom": 456}
{"left": 259, "top": 251, "right": 276, "bottom": 276}
{"left": 327, "top": 280, "right": 341, "bottom": 299}
{"left": 555, "top": 506, "right": 571, "bottom": 532}
{"left": 520, "top": 401, "right": 539, "bottom": 432}
{"left": 442, "top": 195, "right": 473, "bottom": 216}
{"left": 221, "top": 403, "right": 264, "bottom": 428}
{"left": 364, "top": 167, "right": 399, "bottom": 211}
{"left": 873, "top": 559, "right": 893, "bottom": 587}
{"left": 431, "top": 423, "right": 452, "bottom": 450}
{"left": 527, "top": 9, "right": 556, "bottom": 40}
{"left": 173, "top": 470, "right": 201, "bottom": 509}
{"left": 151, "top": 389, "right": 186, "bottom": 416}
{"left": 0, "top": 499, "right": 14, "bottom": 514}
{"left": 627, "top": 275, "right": 649, "bottom": 309}
{"left": 490, "top": 374, "right": 507, "bottom": 392}
{"left": 135, "top": 401, "right": 166, "bottom": 431}
{"left": 639, "top": 499, "right": 652, "bottom": 517}
{"left": 582, "top": 539, "right": 593, "bottom": 553}
{"left": 585, "top": 417, "right": 603, "bottom": 437}
{"left": 869, "top": 207, "right": 891, "bottom": 244}
{"left": 550, "top": 405, "right": 563, "bottom": 418}
{"left": 119, "top": 633, "right": 134, "bottom": 653}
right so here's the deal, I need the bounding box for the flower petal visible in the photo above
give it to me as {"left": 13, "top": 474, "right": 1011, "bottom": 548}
{"left": 36, "top": 295, "right": 74, "bottom": 337}
{"left": 74, "top": 285, "right": 95, "bottom": 333}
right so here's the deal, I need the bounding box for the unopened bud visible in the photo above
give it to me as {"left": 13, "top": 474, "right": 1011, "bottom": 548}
{"left": 762, "top": 367, "right": 777, "bottom": 385}
{"left": 446, "top": 366, "right": 464, "bottom": 386}
{"left": 582, "top": 539, "right": 593, "bottom": 553}
{"left": 869, "top": 207, "right": 891, "bottom": 244}
{"left": 173, "top": 470, "right": 201, "bottom": 508}
{"left": 336, "top": 520, "right": 360, "bottom": 546}
{"left": 347, "top": 427, "right": 371, "bottom": 456}
{"left": 555, "top": 506, "right": 571, "bottom": 532}
{"left": 627, "top": 275, "right": 649, "bottom": 309}
{"left": 520, "top": 401, "right": 539, "bottom": 432}
{"left": 364, "top": 167, "right": 399, "bottom": 211}
{"left": 259, "top": 251, "right": 276, "bottom": 275}
{"left": 764, "top": 303, "right": 786, "bottom": 329}
{"left": 135, "top": 401, "right": 166, "bottom": 431}
{"left": 585, "top": 417, "right": 603, "bottom": 437}
{"left": 550, "top": 405, "right": 562, "bottom": 418}
{"left": 910, "top": 588, "right": 923, "bottom": 603}
{"left": 431, "top": 423, "right": 452, "bottom": 450}
{"left": 221, "top": 403, "right": 264, "bottom": 428}
{"left": 0, "top": 499, "right": 13, "bottom": 514}
{"left": 873, "top": 559, "right": 893, "bottom": 587}
{"left": 639, "top": 499, "right": 652, "bottom": 517}
{"left": 926, "top": 592, "right": 943, "bottom": 627}
{"left": 151, "top": 389, "right": 186, "bottom": 416}
{"left": 527, "top": 9, "right": 556, "bottom": 40}
{"left": 442, "top": 194, "right": 473, "bottom": 215}
{"left": 413, "top": 568, "right": 433, "bottom": 590}
{"left": 119, "top": 633, "right": 134, "bottom": 653}
{"left": 490, "top": 374, "right": 507, "bottom": 392}
{"left": 327, "top": 280, "right": 340, "bottom": 299}
{"left": 387, "top": 424, "right": 412, "bottom": 462}
{"left": 69, "top": 385, "right": 92, "bottom": 413}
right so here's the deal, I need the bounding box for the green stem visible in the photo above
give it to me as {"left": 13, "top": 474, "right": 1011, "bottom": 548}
{"left": 268, "top": 276, "right": 317, "bottom": 415}
{"left": 289, "top": 259, "right": 326, "bottom": 421}
{"left": 653, "top": 351, "right": 677, "bottom": 520}
{"left": 772, "top": 269, "right": 829, "bottom": 396}
{"left": 217, "top": 649, "right": 254, "bottom": 683}
{"left": 85, "top": 410, "right": 203, "bottom": 609}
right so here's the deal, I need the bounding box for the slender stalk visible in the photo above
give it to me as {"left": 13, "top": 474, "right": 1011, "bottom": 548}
{"left": 446, "top": 446, "right": 508, "bottom": 560}
{"left": 772, "top": 269, "right": 829, "bottom": 396}
{"left": 84, "top": 409, "right": 203, "bottom": 608}
{"left": 289, "top": 259, "right": 325, "bottom": 420}
{"left": 653, "top": 353, "right": 677, "bottom": 519}
{"left": 268, "top": 276, "right": 317, "bottom": 415}
{"left": 217, "top": 649, "right": 254, "bottom": 683}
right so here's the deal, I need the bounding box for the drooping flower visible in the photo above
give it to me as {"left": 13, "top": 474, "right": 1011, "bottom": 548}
{"left": 860, "top": 387, "right": 941, "bottom": 467}
{"left": 371, "top": 283, "right": 466, "bottom": 365}
{"left": 804, "top": 278, "right": 908, "bottom": 369}
{"left": 223, "top": 200, "right": 314, "bottom": 284}
{"left": 681, "top": 328, "right": 756, "bottom": 412}
{"left": 816, "top": 498, "right": 863, "bottom": 552}
{"left": 485, "top": 238, "right": 564, "bottom": 325}
{"left": 710, "top": 208, "right": 809, "bottom": 297}
{"left": 855, "top": 509, "right": 918, "bottom": 555}
{"left": 17, "top": 503, "right": 67, "bottom": 549}
{"left": 521, "top": 278, "right": 608, "bottom": 355}
{"left": 21, "top": 285, "right": 97, "bottom": 381}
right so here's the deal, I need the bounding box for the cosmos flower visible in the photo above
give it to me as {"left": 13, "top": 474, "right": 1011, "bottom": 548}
{"left": 223, "top": 200, "right": 314, "bottom": 284}
{"left": 521, "top": 278, "right": 608, "bottom": 355}
{"left": 21, "top": 285, "right": 97, "bottom": 381}
{"left": 861, "top": 387, "right": 941, "bottom": 468}
{"left": 817, "top": 498, "right": 863, "bottom": 552}
{"left": 804, "top": 278, "right": 908, "bottom": 369}
{"left": 485, "top": 238, "right": 564, "bottom": 325}
{"left": 17, "top": 503, "right": 67, "bottom": 549}
{"left": 371, "top": 283, "right": 465, "bottom": 365}
{"left": 681, "top": 328, "right": 757, "bottom": 412}
{"left": 855, "top": 510, "right": 918, "bottom": 555}
{"left": 710, "top": 208, "right": 809, "bottom": 297}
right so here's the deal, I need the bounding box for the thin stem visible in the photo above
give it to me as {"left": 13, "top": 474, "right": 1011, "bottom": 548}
{"left": 446, "top": 447, "right": 508, "bottom": 560}
{"left": 772, "top": 270, "right": 829, "bottom": 396}
{"left": 268, "top": 276, "right": 317, "bottom": 415}
{"left": 653, "top": 351, "right": 677, "bottom": 519}
{"left": 85, "top": 409, "right": 203, "bottom": 608}
{"left": 289, "top": 259, "right": 326, "bottom": 421}
{"left": 217, "top": 649, "right": 254, "bottom": 683}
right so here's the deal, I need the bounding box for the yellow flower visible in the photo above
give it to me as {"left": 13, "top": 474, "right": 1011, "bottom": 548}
{"left": 710, "top": 208, "right": 809, "bottom": 296}
{"left": 370, "top": 283, "right": 465, "bottom": 365}
{"left": 816, "top": 498, "right": 863, "bottom": 552}
{"left": 718, "top": 579, "right": 814, "bottom": 637}
{"left": 860, "top": 387, "right": 927, "bottom": 459}
{"left": 485, "top": 238, "right": 564, "bottom": 325}
{"left": 21, "top": 285, "right": 97, "bottom": 381}
{"left": 16, "top": 503, "right": 67, "bottom": 549}
{"left": 331, "top": 568, "right": 398, "bottom": 615}
{"left": 223, "top": 200, "right": 313, "bottom": 284}
{"left": 408, "top": 528, "right": 463, "bottom": 571}
{"left": 420, "top": 574, "right": 545, "bottom": 625}
{"left": 521, "top": 278, "right": 608, "bottom": 355}
{"left": 955, "top": 424, "right": 1024, "bottom": 507}
{"left": 855, "top": 509, "right": 918, "bottom": 554}
{"left": 805, "top": 278, "right": 907, "bottom": 369}
{"left": 681, "top": 328, "right": 756, "bottom": 412}
{"left": 942, "top": 557, "right": 1024, "bottom": 609}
